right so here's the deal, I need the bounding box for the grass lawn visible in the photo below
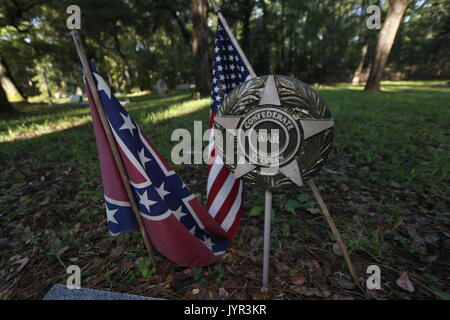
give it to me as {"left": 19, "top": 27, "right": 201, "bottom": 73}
{"left": 0, "top": 80, "right": 449, "bottom": 300}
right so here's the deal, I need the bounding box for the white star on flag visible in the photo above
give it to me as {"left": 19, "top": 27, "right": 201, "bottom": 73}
{"left": 119, "top": 113, "right": 136, "bottom": 136}
{"left": 173, "top": 205, "right": 187, "bottom": 221}
{"left": 138, "top": 148, "right": 151, "bottom": 167}
{"left": 106, "top": 205, "right": 119, "bottom": 224}
{"left": 202, "top": 236, "right": 214, "bottom": 251}
{"left": 156, "top": 182, "right": 170, "bottom": 199}
{"left": 93, "top": 73, "right": 111, "bottom": 99}
{"left": 138, "top": 190, "right": 156, "bottom": 212}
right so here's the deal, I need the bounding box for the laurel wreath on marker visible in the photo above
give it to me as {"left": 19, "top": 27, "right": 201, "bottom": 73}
{"left": 216, "top": 75, "right": 334, "bottom": 188}
{"left": 217, "top": 77, "right": 266, "bottom": 118}
{"left": 274, "top": 76, "right": 334, "bottom": 182}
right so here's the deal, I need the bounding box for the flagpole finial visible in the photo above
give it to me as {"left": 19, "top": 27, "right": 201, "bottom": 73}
{"left": 210, "top": 0, "right": 222, "bottom": 14}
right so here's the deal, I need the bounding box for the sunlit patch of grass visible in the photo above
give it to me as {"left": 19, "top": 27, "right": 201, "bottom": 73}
{"left": 0, "top": 92, "right": 210, "bottom": 144}
{"left": 0, "top": 115, "right": 91, "bottom": 143}
{"left": 142, "top": 98, "right": 210, "bottom": 124}
{"left": 323, "top": 80, "right": 450, "bottom": 92}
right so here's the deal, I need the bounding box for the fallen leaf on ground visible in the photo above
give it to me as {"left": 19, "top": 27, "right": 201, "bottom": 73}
{"left": 396, "top": 272, "right": 415, "bottom": 293}
{"left": 170, "top": 273, "right": 193, "bottom": 290}
{"left": 307, "top": 208, "right": 321, "bottom": 215}
{"left": 251, "top": 287, "right": 271, "bottom": 300}
{"left": 250, "top": 236, "right": 263, "bottom": 248}
{"left": 12, "top": 257, "right": 29, "bottom": 273}
{"left": 192, "top": 288, "right": 200, "bottom": 295}
{"left": 9, "top": 255, "right": 22, "bottom": 263}
{"left": 423, "top": 233, "right": 440, "bottom": 244}
{"left": 423, "top": 255, "right": 438, "bottom": 263}
{"left": 297, "top": 286, "right": 331, "bottom": 298}
{"left": 39, "top": 197, "right": 50, "bottom": 206}
{"left": 274, "top": 261, "right": 290, "bottom": 272}
{"left": 218, "top": 287, "right": 229, "bottom": 298}
{"left": 306, "top": 259, "right": 320, "bottom": 273}
{"left": 332, "top": 243, "right": 342, "bottom": 256}
{"left": 73, "top": 223, "right": 81, "bottom": 233}
{"left": 331, "top": 274, "right": 356, "bottom": 290}
{"left": 291, "top": 275, "right": 306, "bottom": 286}
{"left": 56, "top": 246, "right": 69, "bottom": 257}
{"left": 225, "top": 264, "right": 240, "bottom": 276}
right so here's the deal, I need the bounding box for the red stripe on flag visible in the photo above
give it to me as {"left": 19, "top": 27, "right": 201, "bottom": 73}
{"left": 209, "top": 111, "right": 216, "bottom": 129}
{"left": 206, "top": 166, "right": 230, "bottom": 209}
{"left": 226, "top": 201, "right": 244, "bottom": 239}
{"left": 187, "top": 196, "right": 229, "bottom": 239}
{"left": 213, "top": 180, "right": 241, "bottom": 225}
{"left": 142, "top": 215, "right": 218, "bottom": 267}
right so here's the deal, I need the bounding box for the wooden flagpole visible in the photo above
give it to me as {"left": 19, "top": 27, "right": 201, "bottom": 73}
{"left": 71, "top": 31, "right": 158, "bottom": 272}
{"left": 210, "top": 0, "right": 359, "bottom": 289}
{"left": 308, "top": 179, "right": 360, "bottom": 287}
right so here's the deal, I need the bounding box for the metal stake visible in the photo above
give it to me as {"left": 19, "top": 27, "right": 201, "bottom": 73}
{"left": 308, "top": 179, "right": 360, "bottom": 287}
{"left": 263, "top": 189, "right": 272, "bottom": 287}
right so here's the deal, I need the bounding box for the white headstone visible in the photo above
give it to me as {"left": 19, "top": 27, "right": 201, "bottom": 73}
{"left": 69, "top": 94, "right": 82, "bottom": 103}
{"left": 44, "top": 284, "right": 160, "bottom": 300}
{"left": 155, "top": 78, "right": 168, "bottom": 97}
{"left": 176, "top": 83, "right": 190, "bottom": 91}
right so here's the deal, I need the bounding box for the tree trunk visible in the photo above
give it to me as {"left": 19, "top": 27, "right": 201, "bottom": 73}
{"left": 275, "top": 0, "right": 285, "bottom": 74}
{"left": 241, "top": 0, "right": 254, "bottom": 55}
{"left": 352, "top": 41, "right": 369, "bottom": 85}
{"left": 0, "top": 84, "right": 17, "bottom": 113}
{"left": 279, "top": 0, "right": 286, "bottom": 73}
{"left": 0, "top": 53, "right": 27, "bottom": 101}
{"left": 113, "top": 33, "right": 133, "bottom": 90}
{"left": 191, "top": 0, "right": 211, "bottom": 96}
{"left": 42, "top": 71, "right": 53, "bottom": 106}
{"left": 255, "top": 0, "right": 270, "bottom": 74}
{"left": 365, "top": 0, "right": 410, "bottom": 92}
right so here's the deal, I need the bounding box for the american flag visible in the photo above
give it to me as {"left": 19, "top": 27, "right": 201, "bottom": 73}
{"left": 207, "top": 21, "right": 253, "bottom": 239}
{"left": 82, "top": 62, "right": 231, "bottom": 267}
